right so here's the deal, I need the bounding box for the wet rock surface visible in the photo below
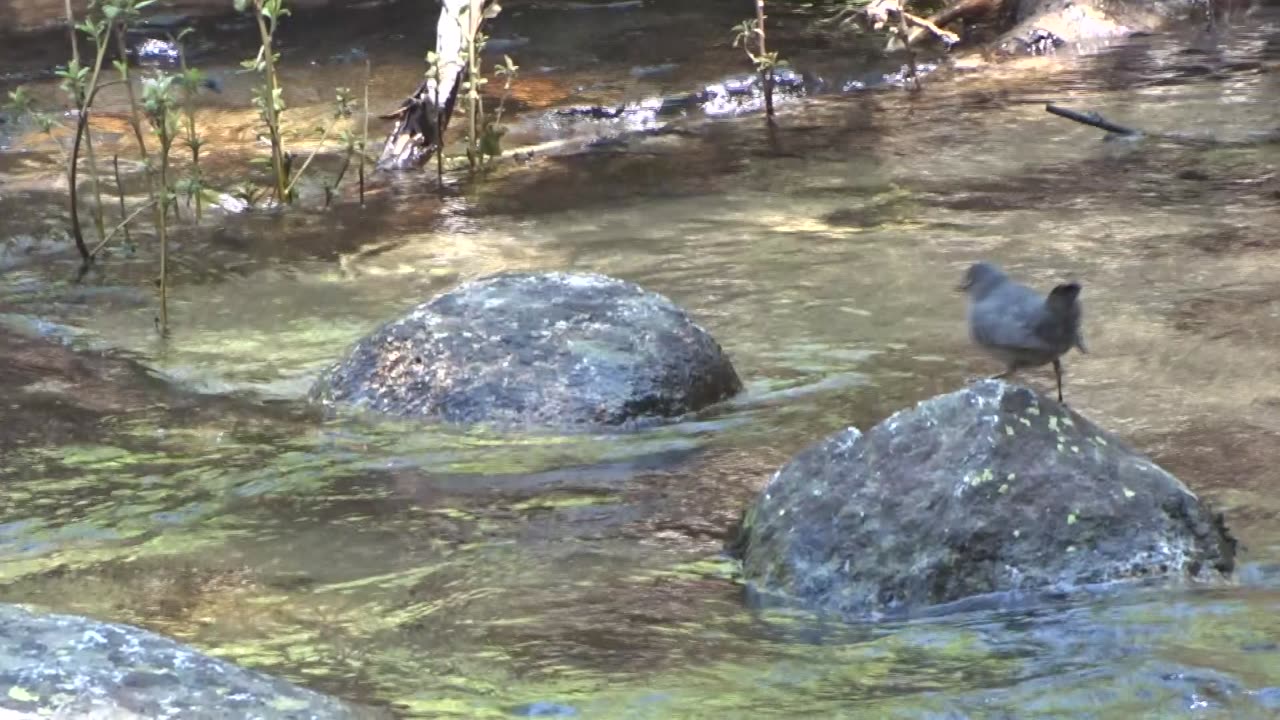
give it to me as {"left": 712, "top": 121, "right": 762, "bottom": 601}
{"left": 997, "top": 0, "right": 1208, "bottom": 54}
{"left": 311, "top": 271, "right": 742, "bottom": 429}
{"left": 0, "top": 604, "right": 367, "bottom": 719}
{"left": 735, "top": 380, "right": 1237, "bottom": 619}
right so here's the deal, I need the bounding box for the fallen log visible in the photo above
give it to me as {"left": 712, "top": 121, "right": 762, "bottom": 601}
{"left": 377, "top": 0, "right": 495, "bottom": 171}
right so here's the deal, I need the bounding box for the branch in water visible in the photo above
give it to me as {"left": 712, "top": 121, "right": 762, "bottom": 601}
{"left": 1045, "top": 103, "right": 1143, "bottom": 137}
{"left": 902, "top": 10, "right": 960, "bottom": 46}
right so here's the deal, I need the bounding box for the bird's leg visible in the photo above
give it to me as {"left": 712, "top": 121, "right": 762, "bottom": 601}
{"left": 1053, "top": 358, "right": 1064, "bottom": 403}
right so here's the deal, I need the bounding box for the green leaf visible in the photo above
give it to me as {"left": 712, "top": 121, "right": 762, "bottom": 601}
{"left": 233, "top": 0, "right": 249, "bottom": 12}
{"left": 482, "top": 1, "right": 502, "bottom": 19}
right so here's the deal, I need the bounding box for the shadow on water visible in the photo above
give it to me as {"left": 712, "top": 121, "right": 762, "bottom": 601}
{"left": 2, "top": 3, "right": 1280, "bottom": 717}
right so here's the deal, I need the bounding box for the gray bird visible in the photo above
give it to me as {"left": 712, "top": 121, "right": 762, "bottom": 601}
{"left": 959, "top": 261, "right": 1087, "bottom": 403}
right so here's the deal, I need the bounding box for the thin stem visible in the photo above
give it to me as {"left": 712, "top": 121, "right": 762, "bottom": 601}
{"left": 283, "top": 118, "right": 338, "bottom": 196}
{"left": 63, "top": 0, "right": 80, "bottom": 66}
{"left": 114, "top": 27, "right": 150, "bottom": 162}
{"left": 63, "top": 0, "right": 89, "bottom": 269}
{"left": 331, "top": 149, "right": 351, "bottom": 208}
{"left": 89, "top": 197, "right": 156, "bottom": 259}
{"left": 360, "top": 58, "right": 369, "bottom": 206}
{"left": 69, "top": 111, "right": 91, "bottom": 268}
{"left": 83, "top": 115, "right": 107, "bottom": 242}
{"left": 79, "top": 28, "right": 117, "bottom": 257}
{"left": 755, "top": 0, "right": 774, "bottom": 121}
{"left": 253, "top": 1, "right": 288, "bottom": 202}
{"left": 158, "top": 125, "right": 171, "bottom": 336}
{"left": 434, "top": 64, "right": 444, "bottom": 194}
{"left": 112, "top": 154, "right": 132, "bottom": 250}
{"left": 178, "top": 39, "right": 203, "bottom": 222}
{"left": 466, "top": 0, "right": 481, "bottom": 172}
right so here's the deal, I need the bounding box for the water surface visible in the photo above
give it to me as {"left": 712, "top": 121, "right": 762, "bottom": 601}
{"left": 1, "top": 4, "right": 1279, "bottom": 717}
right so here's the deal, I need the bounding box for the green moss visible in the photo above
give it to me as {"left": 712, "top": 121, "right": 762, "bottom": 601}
{"left": 7, "top": 686, "right": 38, "bottom": 703}
{"left": 509, "top": 494, "right": 616, "bottom": 512}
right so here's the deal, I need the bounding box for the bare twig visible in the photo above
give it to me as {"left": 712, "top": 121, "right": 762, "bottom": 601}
{"left": 283, "top": 120, "right": 338, "bottom": 197}
{"left": 88, "top": 198, "right": 156, "bottom": 260}
{"left": 1045, "top": 103, "right": 1143, "bottom": 136}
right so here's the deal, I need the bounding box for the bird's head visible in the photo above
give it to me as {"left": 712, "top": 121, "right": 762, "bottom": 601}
{"left": 1047, "top": 281, "right": 1082, "bottom": 309}
{"left": 957, "top": 261, "right": 1007, "bottom": 299}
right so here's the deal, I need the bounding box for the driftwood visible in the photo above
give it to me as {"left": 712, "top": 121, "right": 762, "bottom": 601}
{"left": 377, "top": 0, "right": 493, "bottom": 171}
{"left": 1046, "top": 103, "right": 1280, "bottom": 148}
{"left": 1045, "top": 103, "right": 1143, "bottom": 136}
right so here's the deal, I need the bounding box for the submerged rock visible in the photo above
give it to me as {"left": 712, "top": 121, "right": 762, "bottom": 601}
{"left": 735, "top": 380, "right": 1236, "bottom": 619}
{"left": 0, "top": 604, "right": 366, "bottom": 718}
{"left": 312, "top": 271, "right": 741, "bottom": 428}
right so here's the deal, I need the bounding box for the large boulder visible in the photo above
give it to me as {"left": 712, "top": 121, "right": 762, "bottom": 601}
{"left": 735, "top": 380, "right": 1236, "bottom": 619}
{"left": 312, "top": 271, "right": 741, "bottom": 429}
{"left": 0, "top": 604, "right": 368, "bottom": 718}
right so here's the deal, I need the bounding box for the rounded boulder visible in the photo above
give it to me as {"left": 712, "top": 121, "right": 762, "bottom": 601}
{"left": 0, "top": 604, "right": 364, "bottom": 718}
{"left": 311, "top": 271, "right": 742, "bottom": 428}
{"left": 734, "top": 380, "right": 1236, "bottom": 619}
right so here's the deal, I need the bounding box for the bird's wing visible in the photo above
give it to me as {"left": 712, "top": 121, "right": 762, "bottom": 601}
{"left": 971, "top": 286, "right": 1056, "bottom": 352}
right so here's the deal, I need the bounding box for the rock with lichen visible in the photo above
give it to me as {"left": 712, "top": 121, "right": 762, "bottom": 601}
{"left": 311, "top": 271, "right": 741, "bottom": 429}
{"left": 733, "top": 380, "right": 1236, "bottom": 619}
{"left": 0, "top": 604, "right": 371, "bottom": 718}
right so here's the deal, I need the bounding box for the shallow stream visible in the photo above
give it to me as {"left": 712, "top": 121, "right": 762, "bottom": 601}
{"left": 2, "top": 1, "right": 1280, "bottom": 717}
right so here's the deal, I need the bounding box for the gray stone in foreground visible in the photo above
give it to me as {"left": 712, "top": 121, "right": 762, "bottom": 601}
{"left": 0, "top": 604, "right": 367, "bottom": 719}
{"left": 311, "top": 271, "right": 742, "bottom": 429}
{"left": 736, "top": 380, "right": 1236, "bottom": 619}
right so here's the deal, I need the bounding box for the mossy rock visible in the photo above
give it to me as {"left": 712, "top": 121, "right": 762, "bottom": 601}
{"left": 735, "top": 380, "right": 1236, "bottom": 619}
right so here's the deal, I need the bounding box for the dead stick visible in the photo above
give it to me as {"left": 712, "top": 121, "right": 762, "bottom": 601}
{"left": 1045, "top": 103, "right": 1143, "bottom": 136}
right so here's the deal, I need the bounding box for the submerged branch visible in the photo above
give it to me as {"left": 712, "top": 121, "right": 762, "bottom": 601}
{"left": 1045, "top": 103, "right": 1143, "bottom": 137}
{"left": 1045, "top": 103, "right": 1280, "bottom": 148}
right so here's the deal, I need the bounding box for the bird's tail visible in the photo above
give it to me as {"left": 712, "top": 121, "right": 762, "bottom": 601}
{"left": 1047, "top": 282, "right": 1082, "bottom": 309}
{"left": 1048, "top": 282, "right": 1086, "bottom": 354}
